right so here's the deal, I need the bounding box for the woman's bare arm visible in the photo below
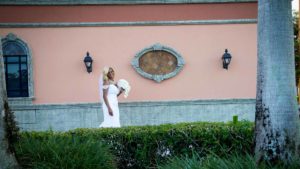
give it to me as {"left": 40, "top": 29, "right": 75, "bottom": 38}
{"left": 103, "top": 81, "right": 113, "bottom": 116}
{"left": 117, "top": 87, "right": 125, "bottom": 97}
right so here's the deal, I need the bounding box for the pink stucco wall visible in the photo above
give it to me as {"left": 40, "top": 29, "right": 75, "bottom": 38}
{"left": 0, "top": 24, "right": 257, "bottom": 104}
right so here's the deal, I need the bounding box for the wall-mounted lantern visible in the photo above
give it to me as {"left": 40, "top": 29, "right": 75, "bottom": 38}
{"left": 83, "top": 52, "right": 93, "bottom": 73}
{"left": 222, "top": 49, "right": 232, "bottom": 70}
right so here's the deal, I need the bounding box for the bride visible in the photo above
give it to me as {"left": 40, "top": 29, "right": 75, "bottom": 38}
{"left": 99, "top": 66, "right": 130, "bottom": 128}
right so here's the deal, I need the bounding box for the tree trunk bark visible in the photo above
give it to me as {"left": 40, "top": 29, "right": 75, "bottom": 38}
{"left": 0, "top": 37, "right": 20, "bottom": 169}
{"left": 255, "top": 0, "right": 300, "bottom": 163}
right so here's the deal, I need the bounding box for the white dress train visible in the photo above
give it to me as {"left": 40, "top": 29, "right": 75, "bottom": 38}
{"left": 99, "top": 84, "right": 121, "bottom": 128}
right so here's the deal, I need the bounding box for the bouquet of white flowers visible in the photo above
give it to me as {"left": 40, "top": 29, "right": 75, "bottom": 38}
{"left": 117, "top": 79, "right": 131, "bottom": 98}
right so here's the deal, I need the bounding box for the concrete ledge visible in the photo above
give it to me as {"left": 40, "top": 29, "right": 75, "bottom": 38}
{"left": 11, "top": 99, "right": 255, "bottom": 131}
{"left": 0, "top": 0, "right": 257, "bottom": 5}
{"left": 0, "top": 19, "right": 257, "bottom": 28}
{"left": 11, "top": 98, "right": 255, "bottom": 109}
{"left": 8, "top": 97, "right": 34, "bottom": 105}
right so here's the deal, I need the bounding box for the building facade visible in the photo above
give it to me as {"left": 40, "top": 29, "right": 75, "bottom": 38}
{"left": 0, "top": 0, "right": 257, "bottom": 131}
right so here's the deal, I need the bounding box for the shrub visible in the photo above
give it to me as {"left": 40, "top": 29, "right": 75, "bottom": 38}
{"left": 4, "top": 101, "right": 20, "bottom": 153}
{"left": 72, "top": 121, "right": 254, "bottom": 168}
{"left": 15, "top": 121, "right": 253, "bottom": 169}
{"left": 157, "top": 153, "right": 202, "bottom": 169}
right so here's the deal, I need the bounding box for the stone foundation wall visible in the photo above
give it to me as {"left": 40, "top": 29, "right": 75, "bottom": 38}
{"left": 11, "top": 99, "right": 255, "bottom": 131}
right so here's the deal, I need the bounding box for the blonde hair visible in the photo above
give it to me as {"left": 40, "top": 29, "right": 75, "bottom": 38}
{"left": 102, "top": 66, "right": 110, "bottom": 81}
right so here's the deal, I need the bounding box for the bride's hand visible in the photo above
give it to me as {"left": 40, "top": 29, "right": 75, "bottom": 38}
{"left": 108, "top": 108, "right": 113, "bottom": 116}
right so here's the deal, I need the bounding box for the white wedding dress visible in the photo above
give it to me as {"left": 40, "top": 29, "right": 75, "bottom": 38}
{"left": 99, "top": 83, "right": 121, "bottom": 128}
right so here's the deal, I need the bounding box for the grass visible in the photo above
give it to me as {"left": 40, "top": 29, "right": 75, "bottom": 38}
{"left": 15, "top": 133, "right": 117, "bottom": 169}
{"left": 158, "top": 152, "right": 300, "bottom": 169}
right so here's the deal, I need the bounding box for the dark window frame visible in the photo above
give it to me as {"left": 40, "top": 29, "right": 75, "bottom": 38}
{"left": 4, "top": 54, "right": 29, "bottom": 97}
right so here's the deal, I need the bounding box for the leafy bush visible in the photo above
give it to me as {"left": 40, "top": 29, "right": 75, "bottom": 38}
{"left": 15, "top": 131, "right": 117, "bottom": 169}
{"left": 4, "top": 101, "right": 20, "bottom": 153}
{"left": 15, "top": 121, "right": 253, "bottom": 169}
{"left": 158, "top": 153, "right": 202, "bottom": 169}
{"left": 75, "top": 121, "right": 253, "bottom": 168}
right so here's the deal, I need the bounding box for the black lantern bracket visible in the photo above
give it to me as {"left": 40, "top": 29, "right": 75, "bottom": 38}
{"left": 222, "top": 49, "right": 232, "bottom": 70}
{"left": 83, "top": 52, "right": 93, "bottom": 73}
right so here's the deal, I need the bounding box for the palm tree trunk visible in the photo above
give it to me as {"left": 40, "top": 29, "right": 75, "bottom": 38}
{"left": 0, "top": 37, "right": 20, "bottom": 169}
{"left": 255, "top": 0, "right": 300, "bottom": 163}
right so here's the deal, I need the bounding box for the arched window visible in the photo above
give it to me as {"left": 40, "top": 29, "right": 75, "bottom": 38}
{"left": 3, "top": 41, "right": 28, "bottom": 97}
{"left": 2, "top": 33, "right": 34, "bottom": 102}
